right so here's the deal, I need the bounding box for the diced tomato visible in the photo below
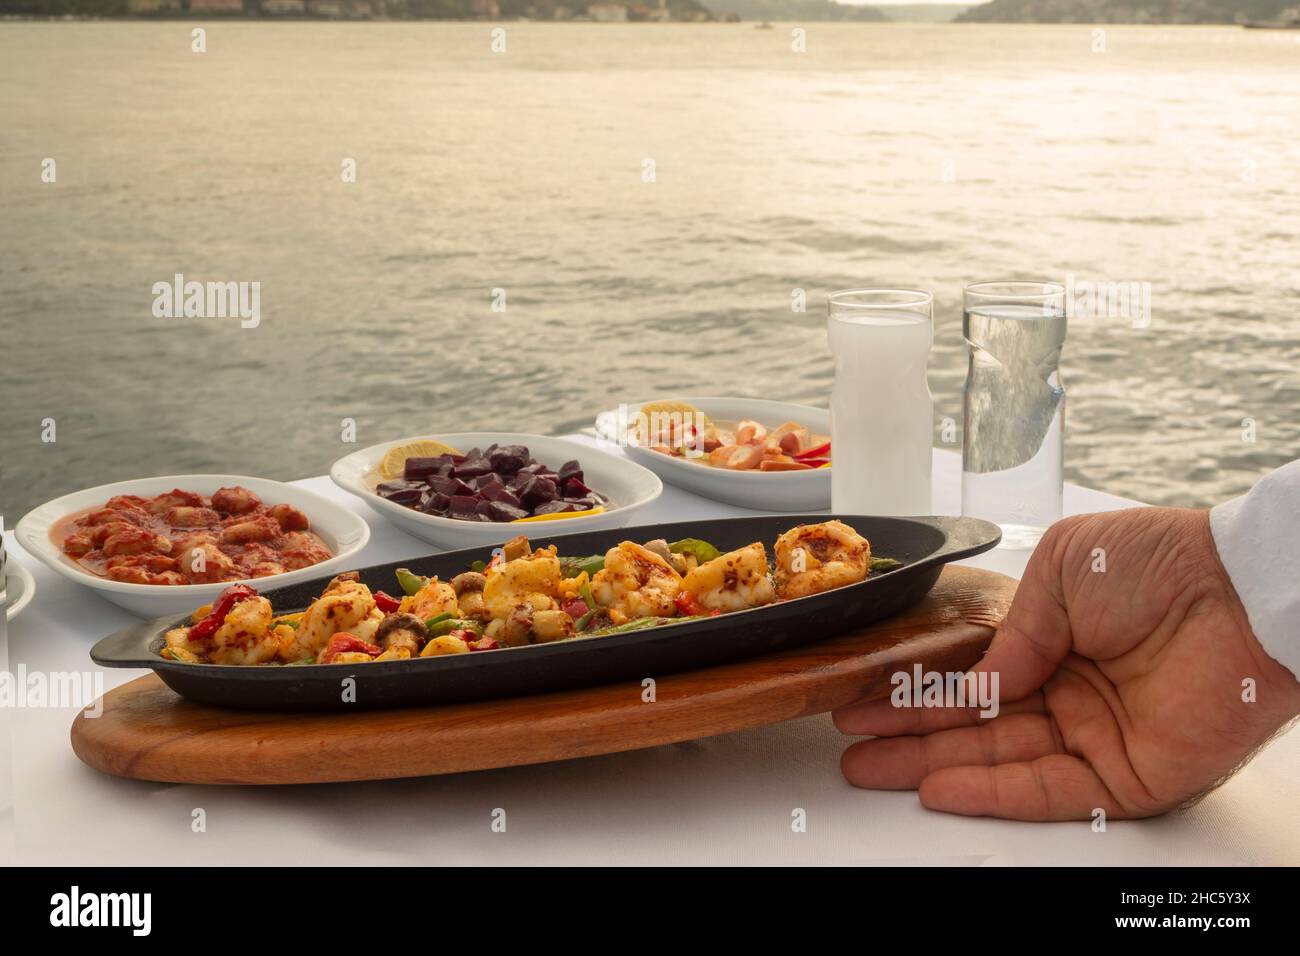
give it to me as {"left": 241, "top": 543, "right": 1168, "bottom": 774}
{"left": 793, "top": 441, "right": 831, "bottom": 460}
{"left": 374, "top": 590, "right": 402, "bottom": 614}
{"left": 320, "top": 632, "right": 381, "bottom": 664}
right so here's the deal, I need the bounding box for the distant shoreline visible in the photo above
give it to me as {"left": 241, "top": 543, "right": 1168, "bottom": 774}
{"left": 0, "top": 15, "right": 1268, "bottom": 23}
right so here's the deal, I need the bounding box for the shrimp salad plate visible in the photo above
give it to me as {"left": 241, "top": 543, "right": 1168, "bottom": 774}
{"left": 91, "top": 513, "right": 1001, "bottom": 710}
{"left": 594, "top": 397, "right": 832, "bottom": 511}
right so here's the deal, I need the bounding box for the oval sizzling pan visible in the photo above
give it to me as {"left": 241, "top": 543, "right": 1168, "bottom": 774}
{"left": 90, "top": 514, "right": 1000, "bottom": 711}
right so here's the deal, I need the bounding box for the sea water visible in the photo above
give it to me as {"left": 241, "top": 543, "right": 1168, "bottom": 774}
{"left": 829, "top": 310, "right": 934, "bottom": 516}
{"left": 962, "top": 304, "right": 1067, "bottom": 549}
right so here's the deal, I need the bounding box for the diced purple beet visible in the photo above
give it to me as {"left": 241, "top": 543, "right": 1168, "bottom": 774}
{"left": 448, "top": 495, "right": 482, "bottom": 519}
{"left": 474, "top": 472, "right": 504, "bottom": 493}
{"left": 377, "top": 478, "right": 421, "bottom": 494}
{"left": 463, "top": 448, "right": 482, "bottom": 461}
{"left": 533, "top": 500, "right": 580, "bottom": 516}
{"left": 426, "top": 474, "right": 456, "bottom": 495}
{"left": 431, "top": 475, "right": 475, "bottom": 496}
{"left": 562, "top": 476, "right": 592, "bottom": 498}
{"left": 379, "top": 486, "right": 423, "bottom": 509}
{"left": 452, "top": 458, "right": 493, "bottom": 479}
{"left": 564, "top": 497, "right": 599, "bottom": 510}
{"left": 557, "top": 460, "right": 584, "bottom": 485}
{"left": 377, "top": 482, "right": 424, "bottom": 507}
{"left": 519, "top": 476, "right": 559, "bottom": 508}
{"left": 483, "top": 485, "right": 524, "bottom": 509}
{"left": 403, "top": 457, "right": 445, "bottom": 482}
{"left": 488, "top": 445, "right": 528, "bottom": 474}
{"left": 475, "top": 499, "right": 497, "bottom": 518}
{"left": 516, "top": 462, "right": 545, "bottom": 478}
{"left": 420, "top": 491, "right": 451, "bottom": 515}
{"left": 484, "top": 500, "right": 530, "bottom": 522}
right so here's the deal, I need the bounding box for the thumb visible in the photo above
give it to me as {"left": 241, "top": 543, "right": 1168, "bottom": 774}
{"left": 971, "top": 531, "right": 1073, "bottom": 701}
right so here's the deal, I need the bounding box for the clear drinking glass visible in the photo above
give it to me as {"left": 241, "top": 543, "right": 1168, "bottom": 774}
{"left": 961, "top": 280, "right": 1067, "bottom": 549}
{"left": 828, "top": 289, "right": 934, "bottom": 516}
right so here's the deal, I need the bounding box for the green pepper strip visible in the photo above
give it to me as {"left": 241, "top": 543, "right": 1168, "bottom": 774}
{"left": 428, "top": 617, "right": 483, "bottom": 638}
{"left": 396, "top": 567, "right": 428, "bottom": 596}
{"left": 574, "top": 580, "right": 599, "bottom": 631}
{"left": 560, "top": 554, "right": 606, "bottom": 579}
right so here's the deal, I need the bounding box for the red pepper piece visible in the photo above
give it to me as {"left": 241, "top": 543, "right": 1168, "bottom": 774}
{"left": 561, "top": 598, "right": 589, "bottom": 620}
{"left": 793, "top": 441, "right": 831, "bottom": 460}
{"left": 319, "top": 632, "right": 382, "bottom": 664}
{"left": 798, "top": 458, "right": 830, "bottom": 468}
{"left": 674, "top": 591, "right": 719, "bottom": 617}
{"left": 374, "top": 590, "right": 402, "bottom": 614}
{"left": 469, "top": 636, "right": 500, "bottom": 652}
{"left": 188, "top": 583, "right": 258, "bottom": 641}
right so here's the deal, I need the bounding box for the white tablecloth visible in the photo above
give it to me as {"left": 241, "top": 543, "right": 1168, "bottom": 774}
{"left": 3, "top": 445, "right": 1297, "bottom": 866}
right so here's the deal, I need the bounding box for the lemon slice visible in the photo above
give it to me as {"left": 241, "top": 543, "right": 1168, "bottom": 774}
{"left": 512, "top": 506, "right": 606, "bottom": 523}
{"left": 634, "top": 400, "right": 713, "bottom": 445}
{"left": 378, "top": 439, "right": 463, "bottom": 480}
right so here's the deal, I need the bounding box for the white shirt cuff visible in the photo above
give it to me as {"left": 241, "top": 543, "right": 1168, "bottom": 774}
{"left": 1210, "top": 459, "right": 1300, "bottom": 680}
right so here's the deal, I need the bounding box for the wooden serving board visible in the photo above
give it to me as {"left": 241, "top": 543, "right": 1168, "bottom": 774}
{"left": 71, "top": 566, "right": 1016, "bottom": 786}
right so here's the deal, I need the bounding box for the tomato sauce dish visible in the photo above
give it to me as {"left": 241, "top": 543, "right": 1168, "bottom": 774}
{"left": 16, "top": 475, "right": 370, "bottom": 618}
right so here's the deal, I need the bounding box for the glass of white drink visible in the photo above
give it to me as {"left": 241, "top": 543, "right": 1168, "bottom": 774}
{"left": 827, "top": 289, "right": 934, "bottom": 516}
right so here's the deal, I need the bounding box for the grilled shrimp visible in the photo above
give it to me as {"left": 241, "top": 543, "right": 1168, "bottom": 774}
{"left": 590, "top": 541, "right": 682, "bottom": 625}
{"left": 404, "top": 577, "right": 461, "bottom": 621}
{"left": 208, "top": 597, "right": 280, "bottom": 665}
{"left": 483, "top": 547, "right": 562, "bottom": 620}
{"left": 679, "top": 542, "right": 776, "bottom": 612}
{"left": 773, "top": 520, "right": 870, "bottom": 599}
{"left": 291, "top": 575, "right": 383, "bottom": 658}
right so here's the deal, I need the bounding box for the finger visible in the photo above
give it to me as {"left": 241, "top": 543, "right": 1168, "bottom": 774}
{"left": 840, "top": 713, "right": 1063, "bottom": 790}
{"left": 832, "top": 690, "right": 1045, "bottom": 737}
{"left": 968, "top": 536, "right": 1074, "bottom": 701}
{"left": 918, "top": 754, "right": 1139, "bottom": 821}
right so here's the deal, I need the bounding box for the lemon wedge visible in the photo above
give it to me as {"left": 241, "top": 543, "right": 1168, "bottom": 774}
{"left": 378, "top": 439, "right": 463, "bottom": 481}
{"left": 511, "top": 506, "right": 606, "bottom": 523}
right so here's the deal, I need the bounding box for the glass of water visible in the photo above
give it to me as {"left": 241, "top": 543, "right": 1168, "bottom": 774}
{"left": 961, "top": 280, "right": 1067, "bottom": 549}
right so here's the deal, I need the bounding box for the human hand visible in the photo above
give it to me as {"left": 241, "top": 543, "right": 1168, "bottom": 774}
{"left": 834, "top": 508, "right": 1300, "bottom": 820}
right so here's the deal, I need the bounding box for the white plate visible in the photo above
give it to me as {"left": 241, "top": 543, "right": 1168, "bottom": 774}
{"left": 330, "top": 432, "right": 663, "bottom": 550}
{"left": 594, "top": 396, "right": 831, "bottom": 512}
{"left": 5, "top": 561, "right": 36, "bottom": 622}
{"left": 14, "top": 475, "right": 371, "bottom": 619}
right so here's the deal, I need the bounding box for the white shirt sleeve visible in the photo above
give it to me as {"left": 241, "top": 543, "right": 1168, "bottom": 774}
{"left": 1209, "top": 459, "right": 1300, "bottom": 679}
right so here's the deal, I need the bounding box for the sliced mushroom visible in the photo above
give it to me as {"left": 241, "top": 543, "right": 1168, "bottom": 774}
{"left": 501, "top": 606, "right": 534, "bottom": 647}
{"left": 501, "top": 534, "right": 531, "bottom": 562}
{"left": 374, "top": 612, "right": 429, "bottom": 656}
{"left": 458, "top": 590, "right": 489, "bottom": 621}
{"left": 643, "top": 539, "right": 687, "bottom": 575}
{"left": 450, "top": 571, "right": 486, "bottom": 595}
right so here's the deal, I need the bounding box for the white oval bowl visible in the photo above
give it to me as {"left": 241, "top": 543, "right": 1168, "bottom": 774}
{"left": 595, "top": 396, "right": 832, "bottom": 512}
{"left": 330, "top": 432, "right": 663, "bottom": 550}
{"left": 5, "top": 560, "right": 36, "bottom": 622}
{"left": 14, "top": 474, "right": 371, "bottom": 619}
